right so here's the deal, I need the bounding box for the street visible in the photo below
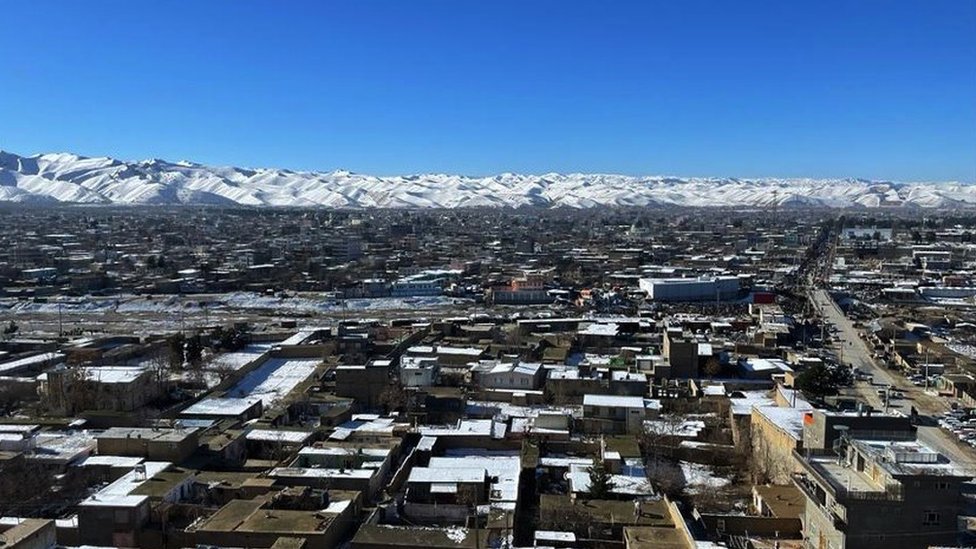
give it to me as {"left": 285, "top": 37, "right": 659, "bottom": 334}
{"left": 810, "top": 288, "right": 976, "bottom": 469}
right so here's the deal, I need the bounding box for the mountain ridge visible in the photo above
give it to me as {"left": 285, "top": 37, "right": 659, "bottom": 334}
{"left": 0, "top": 150, "right": 973, "bottom": 209}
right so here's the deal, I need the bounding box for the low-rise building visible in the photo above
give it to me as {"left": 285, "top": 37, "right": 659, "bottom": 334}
{"left": 581, "top": 394, "right": 660, "bottom": 434}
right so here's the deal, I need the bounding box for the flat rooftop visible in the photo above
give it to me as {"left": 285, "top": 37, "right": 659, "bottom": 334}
{"left": 226, "top": 357, "right": 321, "bottom": 408}
{"left": 196, "top": 499, "right": 330, "bottom": 534}
{"left": 99, "top": 426, "right": 198, "bottom": 443}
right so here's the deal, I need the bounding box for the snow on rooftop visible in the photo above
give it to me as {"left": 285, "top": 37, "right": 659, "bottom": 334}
{"left": 417, "top": 436, "right": 438, "bottom": 452}
{"left": 430, "top": 450, "right": 521, "bottom": 508}
{"left": 583, "top": 394, "right": 660, "bottom": 410}
{"left": 245, "top": 429, "right": 312, "bottom": 444}
{"left": 535, "top": 531, "right": 577, "bottom": 543}
{"left": 280, "top": 330, "right": 319, "bottom": 346}
{"left": 210, "top": 343, "right": 274, "bottom": 372}
{"left": 701, "top": 383, "right": 726, "bottom": 397}
{"left": 419, "top": 419, "right": 496, "bottom": 437}
{"left": 226, "top": 356, "right": 321, "bottom": 407}
{"left": 611, "top": 370, "right": 647, "bottom": 382}
{"left": 741, "top": 357, "right": 792, "bottom": 373}
{"left": 269, "top": 467, "right": 375, "bottom": 479}
{"left": 728, "top": 390, "right": 776, "bottom": 416}
{"left": 181, "top": 396, "right": 262, "bottom": 417}
{"left": 74, "top": 455, "right": 145, "bottom": 468}
{"left": 79, "top": 365, "right": 148, "bottom": 384}
{"left": 0, "top": 351, "right": 63, "bottom": 375}
{"left": 0, "top": 424, "right": 39, "bottom": 434}
{"left": 408, "top": 466, "right": 487, "bottom": 484}
{"left": 31, "top": 431, "right": 97, "bottom": 462}
{"left": 754, "top": 406, "right": 807, "bottom": 440}
{"left": 80, "top": 461, "right": 170, "bottom": 507}
{"left": 579, "top": 323, "right": 619, "bottom": 337}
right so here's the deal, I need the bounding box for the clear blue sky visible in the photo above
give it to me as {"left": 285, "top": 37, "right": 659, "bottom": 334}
{"left": 1, "top": 1, "right": 974, "bottom": 181}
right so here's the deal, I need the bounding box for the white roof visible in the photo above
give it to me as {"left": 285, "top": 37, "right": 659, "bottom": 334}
{"left": 417, "top": 436, "right": 438, "bottom": 452}
{"left": 754, "top": 406, "right": 807, "bottom": 440}
{"left": 579, "top": 323, "right": 619, "bottom": 337}
{"left": 0, "top": 424, "right": 39, "bottom": 434}
{"left": 74, "top": 455, "right": 145, "bottom": 468}
{"left": 437, "top": 346, "right": 485, "bottom": 356}
{"left": 728, "top": 390, "right": 776, "bottom": 416}
{"left": 419, "top": 419, "right": 494, "bottom": 437}
{"left": 583, "top": 394, "right": 660, "bottom": 410}
{"left": 430, "top": 482, "right": 458, "bottom": 494}
{"left": 298, "top": 446, "right": 390, "bottom": 459}
{"left": 80, "top": 366, "right": 148, "bottom": 384}
{"left": 535, "top": 531, "right": 577, "bottom": 542}
{"left": 245, "top": 429, "right": 312, "bottom": 443}
{"left": 741, "top": 358, "right": 792, "bottom": 373}
{"left": 611, "top": 370, "right": 647, "bottom": 382}
{"left": 488, "top": 361, "right": 541, "bottom": 376}
{"left": 408, "top": 466, "right": 486, "bottom": 484}
{"left": 269, "top": 467, "right": 375, "bottom": 479}
{"left": 80, "top": 461, "right": 170, "bottom": 507}
{"left": 226, "top": 357, "right": 320, "bottom": 407}
{"left": 181, "top": 396, "right": 261, "bottom": 417}
{"left": 430, "top": 451, "right": 521, "bottom": 506}
{"left": 0, "top": 351, "right": 63, "bottom": 375}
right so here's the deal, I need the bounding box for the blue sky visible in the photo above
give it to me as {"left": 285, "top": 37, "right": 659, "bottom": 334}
{"left": 1, "top": 1, "right": 974, "bottom": 181}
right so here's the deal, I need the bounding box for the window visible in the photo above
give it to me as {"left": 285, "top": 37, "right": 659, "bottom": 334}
{"left": 923, "top": 511, "right": 941, "bottom": 526}
{"left": 936, "top": 481, "right": 950, "bottom": 489}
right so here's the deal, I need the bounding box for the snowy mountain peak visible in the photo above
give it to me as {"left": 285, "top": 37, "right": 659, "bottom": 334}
{"left": 0, "top": 150, "right": 972, "bottom": 209}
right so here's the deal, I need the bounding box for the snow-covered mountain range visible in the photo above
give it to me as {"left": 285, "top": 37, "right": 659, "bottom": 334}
{"left": 1, "top": 150, "right": 973, "bottom": 209}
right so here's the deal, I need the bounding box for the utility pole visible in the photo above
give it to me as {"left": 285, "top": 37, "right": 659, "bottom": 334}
{"left": 924, "top": 347, "right": 931, "bottom": 390}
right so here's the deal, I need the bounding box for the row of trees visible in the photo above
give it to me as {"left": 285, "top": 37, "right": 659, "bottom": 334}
{"left": 162, "top": 324, "right": 252, "bottom": 370}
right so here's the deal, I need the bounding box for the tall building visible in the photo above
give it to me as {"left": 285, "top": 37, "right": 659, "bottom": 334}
{"left": 793, "top": 437, "right": 970, "bottom": 549}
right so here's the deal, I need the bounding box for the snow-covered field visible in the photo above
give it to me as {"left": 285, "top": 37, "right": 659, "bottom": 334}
{"left": 2, "top": 150, "right": 974, "bottom": 208}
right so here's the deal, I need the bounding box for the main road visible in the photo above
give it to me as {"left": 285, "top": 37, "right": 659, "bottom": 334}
{"left": 809, "top": 288, "right": 976, "bottom": 469}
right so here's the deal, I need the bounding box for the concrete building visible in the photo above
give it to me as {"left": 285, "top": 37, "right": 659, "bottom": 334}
{"left": 663, "top": 330, "right": 712, "bottom": 379}
{"left": 793, "top": 438, "right": 971, "bottom": 549}
{"left": 270, "top": 445, "right": 395, "bottom": 502}
{"left": 0, "top": 519, "right": 57, "bottom": 549}
{"left": 399, "top": 356, "right": 439, "bottom": 387}
{"left": 582, "top": 394, "right": 661, "bottom": 434}
{"left": 801, "top": 409, "right": 915, "bottom": 451}
{"left": 403, "top": 466, "right": 490, "bottom": 523}
{"left": 336, "top": 362, "right": 389, "bottom": 411}
{"left": 96, "top": 427, "right": 200, "bottom": 463}
{"left": 639, "top": 275, "right": 740, "bottom": 302}
{"left": 191, "top": 495, "right": 356, "bottom": 549}
{"left": 480, "top": 361, "right": 543, "bottom": 391}
{"left": 41, "top": 365, "right": 163, "bottom": 415}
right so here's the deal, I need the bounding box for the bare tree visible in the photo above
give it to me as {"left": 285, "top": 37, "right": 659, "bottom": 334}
{"left": 378, "top": 381, "right": 408, "bottom": 414}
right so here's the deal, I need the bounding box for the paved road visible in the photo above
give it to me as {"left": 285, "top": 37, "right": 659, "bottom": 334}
{"left": 810, "top": 288, "right": 976, "bottom": 469}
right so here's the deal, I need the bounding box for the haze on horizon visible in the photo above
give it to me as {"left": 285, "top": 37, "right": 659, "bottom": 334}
{"left": 1, "top": 1, "right": 974, "bottom": 182}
